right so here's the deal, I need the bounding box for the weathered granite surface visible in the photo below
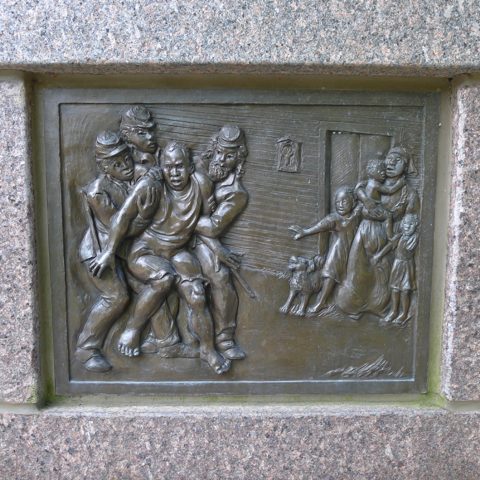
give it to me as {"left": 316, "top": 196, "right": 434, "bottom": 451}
{"left": 1, "top": 1, "right": 480, "bottom": 75}
{"left": 442, "top": 80, "right": 480, "bottom": 401}
{"left": 1, "top": 406, "right": 479, "bottom": 479}
{"left": 0, "top": 76, "right": 37, "bottom": 403}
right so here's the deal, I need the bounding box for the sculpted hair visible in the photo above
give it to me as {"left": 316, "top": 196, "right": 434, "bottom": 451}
{"left": 119, "top": 124, "right": 133, "bottom": 141}
{"left": 335, "top": 185, "right": 355, "bottom": 199}
{"left": 401, "top": 213, "right": 419, "bottom": 227}
{"left": 366, "top": 159, "right": 385, "bottom": 177}
{"left": 119, "top": 124, "right": 154, "bottom": 142}
{"left": 161, "top": 141, "right": 191, "bottom": 165}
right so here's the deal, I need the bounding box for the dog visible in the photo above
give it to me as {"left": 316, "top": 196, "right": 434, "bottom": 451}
{"left": 279, "top": 254, "right": 324, "bottom": 316}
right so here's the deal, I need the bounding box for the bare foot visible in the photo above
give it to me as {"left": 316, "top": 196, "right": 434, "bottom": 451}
{"left": 379, "top": 311, "right": 396, "bottom": 326}
{"left": 118, "top": 328, "right": 141, "bottom": 357}
{"left": 201, "top": 350, "right": 231, "bottom": 375}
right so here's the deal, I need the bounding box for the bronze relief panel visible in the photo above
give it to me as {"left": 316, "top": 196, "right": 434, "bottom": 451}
{"left": 39, "top": 89, "right": 438, "bottom": 395}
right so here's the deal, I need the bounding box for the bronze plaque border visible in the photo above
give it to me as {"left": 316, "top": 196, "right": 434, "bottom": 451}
{"left": 37, "top": 87, "right": 439, "bottom": 396}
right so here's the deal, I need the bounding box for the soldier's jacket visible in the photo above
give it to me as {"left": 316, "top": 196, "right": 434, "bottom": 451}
{"left": 191, "top": 167, "right": 248, "bottom": 241}
{"left": 209, "top": 171, "right": 248, "bottom": 236}
{"left": 79, "top": 174, "right": 130, "bottom": 262}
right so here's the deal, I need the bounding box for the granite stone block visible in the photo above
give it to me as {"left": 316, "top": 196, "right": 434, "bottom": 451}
{"left": 442, "top": 80, "right": 480, "bottom": 401}
{"left": 0, "top": 1, "right": 480, "bottom": 75}
{"left": 1, "top": 406, "right": 480, "bottom": 479}
{"left": 0, "top": 76, "right": 38, "bottom": 403}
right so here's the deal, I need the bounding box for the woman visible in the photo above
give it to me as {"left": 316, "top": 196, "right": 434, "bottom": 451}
{"left": 336, "top": 147, "right": 419, "bottom": 317}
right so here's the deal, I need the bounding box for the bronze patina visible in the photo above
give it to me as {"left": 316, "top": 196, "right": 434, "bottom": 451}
{"left": 39, "top": 89, "right": 438, "bottom": 395}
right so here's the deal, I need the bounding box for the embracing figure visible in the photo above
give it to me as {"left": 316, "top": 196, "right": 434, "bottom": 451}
{"left": 76, "top": 131, "right": 134, "bottom": 372}
{"left": 336, "top": 148, "right": 419, "bottom": 317}
{"left": 89, "top": 141, "right": 232, "bottom": 374}
{"left": 284, "top": 145, "right": 420, "bottom": 323}
{"left": 142, "top": 126, "right": 250, "bottom": 360}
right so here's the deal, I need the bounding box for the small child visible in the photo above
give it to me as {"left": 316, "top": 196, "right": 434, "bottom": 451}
{"left": 289, "top": 186, "right": 361, "bottom": 313}
{"left": 372, "top": 213, "right": 420, "bottom": 325}
{"left": 355, "top": 159, "right": 406, "bottom": 235}
{"left": 361, "top": 158, "right": 405, "bottom": 201}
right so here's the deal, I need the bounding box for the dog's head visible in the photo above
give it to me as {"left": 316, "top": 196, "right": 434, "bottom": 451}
{"left": 288, "top": 255, "right": 313, "bottom": 273}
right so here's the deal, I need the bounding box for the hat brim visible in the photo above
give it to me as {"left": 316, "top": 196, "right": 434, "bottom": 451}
{"left": 217, "top": 138, "right": 243, "bottom": 149}
{"left": 97, "top": 143, "right": 129, "bottom": 159}
{"left": 122, "top": 120, "right": 156, "bottom": 130}
{"left": 135, "top": 121, "right": 156, "bottom": 129}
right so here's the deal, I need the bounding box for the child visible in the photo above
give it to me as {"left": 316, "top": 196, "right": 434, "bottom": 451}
{"left": 289, "top": 186, "right": 361, "bottom": 313}
{"left": 358, "top": 158, "right": 405, "bottom": 202}
{"left": 372, "top": 213, "right": 419, "bottom": 325}
{"left": 355, "top": 158, "right": 406, "bottom": 235}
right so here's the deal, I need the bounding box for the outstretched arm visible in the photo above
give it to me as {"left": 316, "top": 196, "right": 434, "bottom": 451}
{"left": 289, "top": 215, "right": 336, "bottom": 240}
{"left": 372, "top": 233, "right": 400, "bottom": 264}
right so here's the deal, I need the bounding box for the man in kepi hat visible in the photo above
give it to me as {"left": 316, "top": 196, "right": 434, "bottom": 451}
{"left": 88, "top": 141, "right": 232, "bottom": 375}
{"left": 76, "top": 131, "right": 134, "bottom": 372}
{"left": 193, "top": 125, "right": 249, "bottom": 360}
{"left": 120, "top": 105, "right": 161, "bottom": 175}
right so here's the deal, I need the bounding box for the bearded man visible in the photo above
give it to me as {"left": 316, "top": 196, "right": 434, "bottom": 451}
{"left": 88, "top": 141, "right": 231, "bottom": 375}
{"left": 193, "top": 125, "right": 249, "bottom": 360}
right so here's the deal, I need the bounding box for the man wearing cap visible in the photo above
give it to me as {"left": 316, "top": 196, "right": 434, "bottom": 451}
{"left": 76, "top": 131, "right": 135, "bottom": 372}
{"left": 120, "top": 105, "right": 161, "bottom": 175}
{"left": 193, "top": 125, "right": 249, "bottom": 360}
{"left": 88, "top": 141, "right": 232, "bottom": 375}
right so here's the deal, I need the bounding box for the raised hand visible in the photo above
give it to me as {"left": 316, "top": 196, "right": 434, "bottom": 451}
{"left": 137, "top": 186, "right": 158, "bottom": 219}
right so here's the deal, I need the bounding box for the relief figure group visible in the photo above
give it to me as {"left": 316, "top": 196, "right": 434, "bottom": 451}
{"left": 76, "top": 106, "right": 249, "bottom": 374}
{"left": 285, "top": 146, "right": 420, "bottom": 326}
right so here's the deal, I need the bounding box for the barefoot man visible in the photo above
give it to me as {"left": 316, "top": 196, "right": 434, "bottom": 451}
{"left": 89, "top": 141, "right": 231, "bottom": 374}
